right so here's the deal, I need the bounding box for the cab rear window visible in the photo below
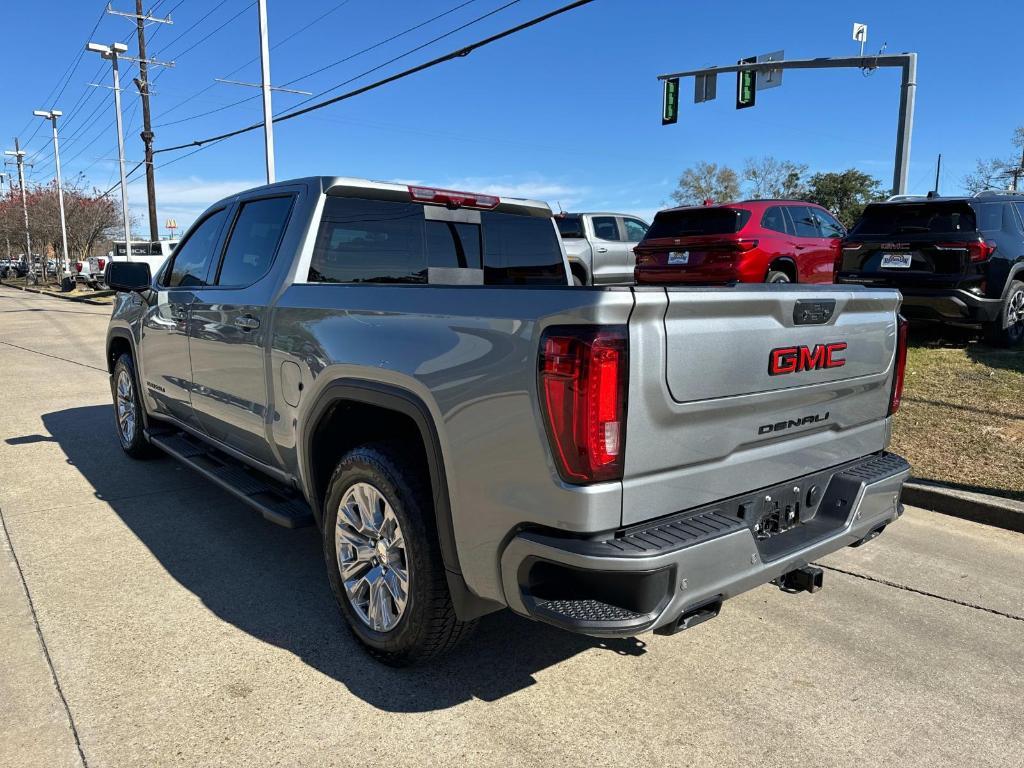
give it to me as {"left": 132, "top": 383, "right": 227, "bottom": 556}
{"left": 851, "top": 203, "right": 977, "bottom": 236}
{"left": 644, "top": 208, "right": 751, "bottom": 240}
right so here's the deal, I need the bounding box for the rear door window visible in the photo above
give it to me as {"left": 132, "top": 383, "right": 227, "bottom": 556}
{"left": 974, "top": 202, "right": 1005, "bottom": 233}
{"left": 162, "top": 208, "right": 228, "bottom": 288}
{"left": 591, "top": 216, "right": 621, "bottom": 241}
{"left": 555, "top": 215, "right": 584, "bottom": 238}
{"left": 216, "top": 196, "right": 294, "bottom": 286}
{"left": 761, "top": 206, "right": 788, "bottom": 234}
{"left": 623, "top": 218, "right": 648, "bottom": 242}
{"left": 790, "top": 206, "right": 822, "bottom": 238}
{"left": 644, "top": 208, "right": 751, "bottom": 239}
{"left": 812, "top": 208, "right": 845, "bottom": 238}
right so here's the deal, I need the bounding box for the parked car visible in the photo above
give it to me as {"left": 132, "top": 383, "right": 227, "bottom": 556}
{"left": 634, "top": 199, "right": 846, "bottom": 285}
{"left": 836, "top": 191, "right": 1024, "bottom": 347}
{"left": 555, "top": 212, "right": 649, "bottom": 285}
{"left": 105, "top": 176, "right": 909, "bottom": 665}
{"left": 76, "top": 256, "right": 107, "bottom": 288}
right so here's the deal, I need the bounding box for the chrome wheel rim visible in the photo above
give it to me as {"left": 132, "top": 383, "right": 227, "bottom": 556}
{"left": 115, "top": 369, "right": 136, "bottom": 444}
{"left": 335, "top": 482, "right": 409, "bottom": 632}
{"left": 1007, "top": 289, "right": 1024, "bottom": 329}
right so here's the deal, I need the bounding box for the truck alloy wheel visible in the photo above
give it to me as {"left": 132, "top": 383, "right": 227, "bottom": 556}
{"left": 115, "top": 368, "right": 137, "bottom": 445}
{"left": 335, "top": 481, "right": 410, "bottom": 632}
{"left": 1007, "top": 287, "right": 1024, "bottom": 339}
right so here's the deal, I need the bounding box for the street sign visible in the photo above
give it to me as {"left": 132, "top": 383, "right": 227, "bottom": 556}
{"left": 852, "top": 23, "right": 868, "bottom": 43}
{"left": 736, "top": 57, "right": 756, "bottom": 109}
{"left": 694, "top": 72, "right": 717, "bottom": 103}
{"left": 755, "top": 50, "right": 784, "bottom": 90}
{"left": 662, "top": 77, "right": 679, "bottom": 124}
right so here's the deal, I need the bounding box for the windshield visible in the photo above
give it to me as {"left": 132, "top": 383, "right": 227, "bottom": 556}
{"left": 645, "top": 208, "right": 751, "bottom": 240}
{"left": 851, "top": 203, "right": 977, "bottom": 236}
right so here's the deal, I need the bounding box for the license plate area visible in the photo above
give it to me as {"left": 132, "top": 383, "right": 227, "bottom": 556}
{"left": 741, "top": 484, "right": 811, "bottom": 541}
{"left": 668, "top": 251, "right": 690, "bottom": 265}
{"left": 879, "top": 252, "right": 912, "bottom": 269}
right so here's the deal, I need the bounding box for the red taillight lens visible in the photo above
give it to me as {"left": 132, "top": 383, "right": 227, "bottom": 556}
{"left": 539, "top": 326, "right": 628, "bottom": 483}
{"left": 936, "top": 239, "right": 996, "bottom": 262}
{"left": 97, "top": 258, "right": 107, "bottom": 270}
{"left": 724, "top": 238, "right": 758, "bottom": 252}
{"left": 408, "top": 185, "right": 499, "bottom": 209}
{"left": 75, "top": 262, "right": 83, "bottom": 273}
{"left": 888, "top": 315, "right": 909, "bottom": 415}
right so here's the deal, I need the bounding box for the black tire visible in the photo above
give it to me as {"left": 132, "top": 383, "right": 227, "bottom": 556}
{"left": 571, "top": 273, "right": 584, "bottom": 286}
{"left": 766, "top": 269, "right": 791, "bottom": 284}
{"left": 322, "top": 443, "right": 474, "bottom": 666}
{"left": 110, "top": 353, "right": 157, "bottom": 459}
{"left": 984, "top": 280, "right": 1024, "bottom": 348}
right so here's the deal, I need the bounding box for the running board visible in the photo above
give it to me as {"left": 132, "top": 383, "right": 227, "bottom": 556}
{"left": 147, "top": 429, "right": 314, "bottom": 529}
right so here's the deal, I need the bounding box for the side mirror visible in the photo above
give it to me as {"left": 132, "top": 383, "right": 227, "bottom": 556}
{"left": 106, "top": 261, "right": 151, "bottom": 292}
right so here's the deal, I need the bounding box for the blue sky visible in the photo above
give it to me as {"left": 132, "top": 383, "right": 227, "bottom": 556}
{"left": 3, "top": 0, "right": 1021, "bottom": 233}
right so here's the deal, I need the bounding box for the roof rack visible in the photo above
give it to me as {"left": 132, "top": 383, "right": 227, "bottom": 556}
{"left": 885, "top": 194, "right": 928, "bottom": 202}
{"left": 972, "top": 189, "right": 1022, "bottom": 198}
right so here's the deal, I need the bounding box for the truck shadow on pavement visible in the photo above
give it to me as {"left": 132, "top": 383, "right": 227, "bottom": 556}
{"left": 38, "top": 405, "right": 646, "bottom": 712}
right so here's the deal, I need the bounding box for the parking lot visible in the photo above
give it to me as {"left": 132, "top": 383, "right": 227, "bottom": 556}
{"left": 1, "top": 285, "right": 1022, "bottom": 768}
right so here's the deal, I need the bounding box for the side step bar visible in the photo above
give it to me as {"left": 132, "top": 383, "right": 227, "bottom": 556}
{"left": 147, "top": 429, "right": 314, "bottom": 529}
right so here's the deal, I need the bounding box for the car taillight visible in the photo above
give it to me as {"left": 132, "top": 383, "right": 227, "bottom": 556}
{"left": 539, "top": 326, "right": 628, "bottom": 484}
{"left": 723, "top": 238, "right": 758, "bottom": 252}
{"left": 75, "top": 262, "right": 83, "bottom": 273}
{"left": 97, "top": 258, "right": 106, "bottom": 270}
{"left": 408, "top": 185, "right": 499, "bottom": 209}
{"left": 888, "top": 315, "right": 909, "bottom": 416}
{"left": 936, "top": 239, "right": 996, "bottom": 262}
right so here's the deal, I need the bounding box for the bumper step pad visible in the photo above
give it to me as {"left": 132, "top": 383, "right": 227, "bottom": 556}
{"left": 148, "top": 429, "right": 314, "bottom": 529}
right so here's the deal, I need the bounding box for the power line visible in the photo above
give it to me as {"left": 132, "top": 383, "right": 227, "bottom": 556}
{"left": 154, "top": 0, "right": 495, "bottom": 129}
{"left": 156, "top": 0, "right": 592, "bottom": 156}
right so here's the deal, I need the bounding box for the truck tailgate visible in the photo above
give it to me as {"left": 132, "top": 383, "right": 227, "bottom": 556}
{"left": 622, "top": 285, "right": 900, "bottom": 525}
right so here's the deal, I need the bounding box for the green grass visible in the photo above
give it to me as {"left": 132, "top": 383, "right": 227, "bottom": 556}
{"left": 891, "top": 335, "right": 1024, "bottom": 501}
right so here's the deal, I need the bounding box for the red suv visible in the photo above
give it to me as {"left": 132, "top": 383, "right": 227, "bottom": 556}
{"left": 634, "top": 200, "right": 846, "bottom": 284}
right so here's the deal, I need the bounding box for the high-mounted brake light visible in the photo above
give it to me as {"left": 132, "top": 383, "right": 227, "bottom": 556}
{"left": 888, "top": 315, "right": 909, "bottom": 416}
{"left": 539, "top": 326, "right": 628, "bottom": 484}
{"left": 408, "top": 185, "right": 499, "bottom": 210}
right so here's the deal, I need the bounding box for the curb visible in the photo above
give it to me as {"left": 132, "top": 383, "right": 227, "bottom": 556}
{"left": 1, "top": 281, "right": 114, "bottom": 306}
{"left": 902, "top": 480, "right": 1024, "bottom": 534}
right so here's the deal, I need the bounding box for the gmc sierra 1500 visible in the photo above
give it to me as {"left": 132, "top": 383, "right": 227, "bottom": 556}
{"left": 105, "top": 176, "right": 910, "bottom": 666}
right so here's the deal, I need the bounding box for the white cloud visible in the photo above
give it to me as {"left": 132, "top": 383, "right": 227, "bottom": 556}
{"left": 137, "top": 176, "right": 264, "bottom": 206}
{"left": 439, "top": 175, "right": 590, "bottom": 207}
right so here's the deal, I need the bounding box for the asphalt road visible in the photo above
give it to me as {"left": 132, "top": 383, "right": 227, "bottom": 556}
{"left": 1, "top": 286, "right": 1022, "bottom": 768}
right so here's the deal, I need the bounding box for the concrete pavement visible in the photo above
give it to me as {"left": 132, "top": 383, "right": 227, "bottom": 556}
{"left": 1, "top": 286, "right": 1022, "bottom": 768}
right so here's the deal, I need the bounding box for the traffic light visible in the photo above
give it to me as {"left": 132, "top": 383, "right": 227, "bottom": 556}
{"left": 736, "top": 57, "right": 756, "bottom": 109}
{"left": 662, "top": 77, "right": 679, "bottom": 125}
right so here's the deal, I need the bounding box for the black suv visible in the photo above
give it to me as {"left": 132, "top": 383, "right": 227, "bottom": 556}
{"left": 836, "top": 191, "right": 1024, "bottom": 346}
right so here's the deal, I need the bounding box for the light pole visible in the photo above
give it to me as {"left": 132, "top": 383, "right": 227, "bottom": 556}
{"left": 257, "top": 0, "right": 275, "bottom": 184}
{"left": 86, "top": 41, "right": 132, "bottom": 257}
{"left": 34, "top": 109, "right": 69, "bottom": 283}
{"left": 3, "top": 140, "right": 32, "bottom": 277}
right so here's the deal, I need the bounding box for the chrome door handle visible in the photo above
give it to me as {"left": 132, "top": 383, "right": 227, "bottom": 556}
{"left": 233, "top": 315, "right": 260, "bottom": 330}
{"left": 596, "top": 247, "right": 608, "bottom": 253}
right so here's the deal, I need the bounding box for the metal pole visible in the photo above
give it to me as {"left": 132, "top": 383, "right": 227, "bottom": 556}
{"left": 13, "top": 140, "right": 32, "bottom": 275}
{"left": 48, "top": 115, "right": 70, "bottom": 282}
{"left": 134, "top": 0, "right": 159, "bottom": 241}
{"left": 892, "top": 53, "right": 916, "bottom": 196}
{"left": 0, "top": 173, "right": 11, "bottom": 260}
{"left": 934, "top": 153, "right": 941, "bottom": 194}
{"left": 257, "top": 0, "right": 275, "bottom": 184}
{"left": 111, "top": 51, "right": 133, "bottom": 258}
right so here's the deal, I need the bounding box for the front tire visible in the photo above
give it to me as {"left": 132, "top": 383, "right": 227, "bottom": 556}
{"left": 985, "top": 280, "right": 1024, "bottom": 348}
{"left": 111, "top": 353, "right": 157, "bottom": 459}
{"left": 766, "top": 269, "right": 791, "bottom": 284}
{"left": 322, "top": 443, "right": 474, "bottom": 666}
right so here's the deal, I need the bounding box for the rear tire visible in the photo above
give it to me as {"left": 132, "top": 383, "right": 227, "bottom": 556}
{"left": 985, "top": 280, "right": 1024, "bottom": 348}
{"left": 766, "top": 269, "right": 791, "bottom": 284}
{"left": 111, "top": 353, "right": 157, "bottom": 459}
{"left": 322, "top": 443, "right": 475, "bottom": 666}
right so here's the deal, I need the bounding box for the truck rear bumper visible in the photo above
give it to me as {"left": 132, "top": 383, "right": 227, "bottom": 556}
{"left": 499, "top": 452, "right": 909, "bottom": 637}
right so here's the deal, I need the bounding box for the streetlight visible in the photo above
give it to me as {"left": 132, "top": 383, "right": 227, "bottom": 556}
{"left": 33, "top": 109, "right": 69, "bottom": 283}
{"left": 86, "top": 41, "right": 132, "bottom": 256}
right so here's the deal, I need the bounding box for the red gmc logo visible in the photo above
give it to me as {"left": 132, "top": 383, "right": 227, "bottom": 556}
{"left": 769, "top": 343, "right": 847, "bottom": 375}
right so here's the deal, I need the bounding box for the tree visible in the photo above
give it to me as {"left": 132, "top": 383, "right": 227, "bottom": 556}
{"left": 963, "top": 125, "right": 1024, "bottom": 193}
{"left": 742, "top": 156, "right": 808, "bottom": 199}
{"left": 670, "top": 161, "right": 741, "bottom": 206}
{"left": 802, "top": 169, "right": 886, "bottom": 228}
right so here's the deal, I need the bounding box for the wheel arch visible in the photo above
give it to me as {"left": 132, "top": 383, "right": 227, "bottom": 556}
{"left": 300, "top": 379, "right": 500, "bottom": 621}
{"left": 767, "top": 257, "right": 798, "bottom": 282}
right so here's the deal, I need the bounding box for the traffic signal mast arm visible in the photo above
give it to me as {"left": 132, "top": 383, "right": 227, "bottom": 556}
{"left": 657, "top": 53, "right": 917, "bottom": 196}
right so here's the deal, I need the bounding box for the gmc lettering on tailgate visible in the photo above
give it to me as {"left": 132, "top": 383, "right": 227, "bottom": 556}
{"left": 768, "top": 343, "right": 847, "bottom": 376}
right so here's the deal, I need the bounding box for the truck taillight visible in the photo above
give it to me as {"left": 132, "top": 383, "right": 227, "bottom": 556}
{"left": 75, "top": 262, "right": 83, "bottom": 273}
{"left": 888, "top": 315, "right": 909, "bottom": 416}
{"left": 408, "top": 185, "right": 499, "bottom": 209}
{"left": 539, "top": 326, "right": 628, "bottom": 484}
{"left": 97, "top": 258, "right": 106, "bottom": 270}
{"left": 936, "top": 239, "right": 996, "bottom": 262}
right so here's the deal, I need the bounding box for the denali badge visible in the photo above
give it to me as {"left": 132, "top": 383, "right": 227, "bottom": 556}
{"left": 758, "top": 411, "right": 830, "bottom": 435}
{"left": 768, "top": 343, "right": 847, "bottom": 375}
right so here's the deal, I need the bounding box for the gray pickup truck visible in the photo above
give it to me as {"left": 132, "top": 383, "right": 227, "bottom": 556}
{"left": 556, "top": 212, "right": 649, "bottom": 285}
{"left": 105, "top": 176, "right": 910, "bottom": 666}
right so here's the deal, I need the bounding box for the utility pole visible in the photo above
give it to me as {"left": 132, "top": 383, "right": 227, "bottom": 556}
{"left": 0, "top": 173, "right": 11, "bottom": 261}
{"left": 3, "top": 139, "right": 33, "bottom": 278}
{"left": 108, "top": 1, "right": 174, "bottom": 241}
{"left": 258, "top": 0, "right": 275, "bottom": 184}
{"left": 33, "top": 110, "right": 69, "bottom": 284}
{"left": 1011, "top": 147, "right": 1024, "bottom": 193}
{"left": 658, "top": 52, "right": 919, "bottom": 196}
{"left": 934, "top": 153, "right": 942, "bottom": 194}
{"left": 87, "top": 42, "right": 132, "bottom": 256}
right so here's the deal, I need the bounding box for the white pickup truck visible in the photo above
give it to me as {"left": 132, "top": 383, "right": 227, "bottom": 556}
{"left": 80, "top": 240, "right": 178, "bottom": 289}
{"left": 555, "top": 212, "right": 649, "bottom": 285}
